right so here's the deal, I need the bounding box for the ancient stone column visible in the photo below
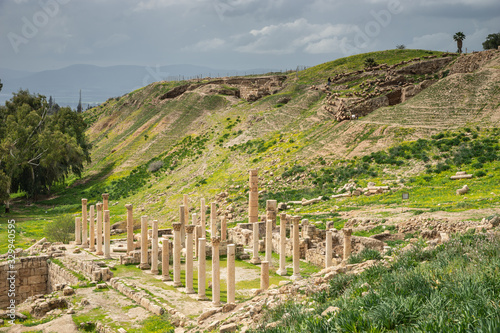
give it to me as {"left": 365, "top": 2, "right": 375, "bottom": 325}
{"left": 162, "top": 236, "right": 171, "bottom": 281}
{"left": 250, "top": 222, "right": 261, "bottom": 264}
{"left": 291, "top": 216, "right": 301, "bottom": 280}
{"left": 343, "top": 228, "right": 352, "bottom": 261}
{"left": 185, "top": 225, "right": 195, "bottom": 294}
{"left": 125, "top": 204, "right": 134, "bottom": 255}
{"left": 211, "top": 237, "right": 221, "bottom": 306}
{"left": 179, "top": 205, "right": 186, "bottom": 247}
{"left": 220, "top": 215, "right": 227, "bottom": 242}
{"left": 265, "top": 219, "right": 273, "bottom": 263}
{"left": 200, "top": 198, "right": 206, "bottom": 238}
{"left": 104, "top": 210, "right": 111, "bottom": 259}
{"left": 75, "top": 217, "right": 81, "bottom": 245}
{"left": 193, "top": 213, "right": 199, "bottom": 258}
{"left": 151, "top": 220, "right": 159, "bottom": 274}
{"left": 89, "top": 205, "right": 95, "bottom": 252}
{"left": 227, "top": 244, "right": 236, "bottom": 304}
{"left": 139, "top": 216, "right": 150, "bottom": 269}
{"left": 172, "top": 222, "right": 182, "bottom": 287}
{"left": 277, "top": 213, "right": 287, "bottom": 276}
{"left": 248, "top": 169, "right": 259, "bottom": 223}
{"left": 210, "top": 202, "right": 217, "bottom": 237}
{"left": 81, "top": 199, "right": 88, "bottom": 248}
{"left": 102, "top": 193, "right": 109, "bottom": 211}
{"left": 266, "top": 200, "right": 277, "bottom": 228}
{"left": 197, "top": 238, "right": 208, "bottom": 300}
{"left": 325, "top": 230, "right": 333, "bottom": 268}
{"left": 261, "top": 261, "right": 270, "bottom": 290}
{"left": 96, "top": 203, "right": 103, "bottom": 255}
{"left": 183, "top": 195, "right": 189, "bottom": 244}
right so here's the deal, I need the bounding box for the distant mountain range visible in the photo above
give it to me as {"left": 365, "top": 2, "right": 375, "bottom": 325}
{"left": 0, "top": 64, "right": 279, "bottom": 109}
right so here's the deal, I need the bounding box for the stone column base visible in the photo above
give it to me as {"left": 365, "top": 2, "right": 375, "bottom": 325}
{"left": 96, "top": 251, "right": 104, "bottom": 255}
{"left": 197, "top": 295, "right": 209, "bottom": 301}
{"left": 276, "top": 268, "right": 287, "bottom": 276}
{"left": 162, "top": 276, "right": 172, "bottom": 282}
{"left": 291, "top": 274, "right": 302, "bottom": 281}
{"left": 151, "top": 269, "right": 159, "bottom": 275}
{"left": 139, "top": 263, "right": 151, "bottom": 270}
{"left": 173, "top": 282, "right": 183, "bottom": 287}
{"left": 250, "top": 257, "right": 261, "bottom": 264}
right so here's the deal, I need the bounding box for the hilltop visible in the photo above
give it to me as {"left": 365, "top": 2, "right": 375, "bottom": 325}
{"left": 42, "top": 48, "right": 499, "bottom": 226}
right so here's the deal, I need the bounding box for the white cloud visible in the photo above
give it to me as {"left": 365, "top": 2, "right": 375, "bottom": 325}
{"left": 185, "top": 38, "right": 226, "bottom": 51}
{"left": 407, "top": 32, "right": 453, "bottom": 51}
{"left": 235, "top": 18, "right": 358, "bottom": 55}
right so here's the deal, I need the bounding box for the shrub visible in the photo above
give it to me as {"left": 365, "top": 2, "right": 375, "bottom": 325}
{"left": 364, "top": 58, "right": 378, "bottom": 68}
{"left": 147, "top": 160, "right": 164, "bottom": 172}
{"left": 474, "top": 170, "right": 486, "bottom": 177}
{"left": 44, "top": 215, "right": 75, "bottom": 243}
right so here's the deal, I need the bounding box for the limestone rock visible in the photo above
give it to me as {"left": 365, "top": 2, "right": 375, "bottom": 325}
{"left": 456, "top": 185, "right": 469, "bottom": 195}
{"left": 206, "top": 320, "right": 220, "bottom": 331}
{"left": 222, "top": 303, "right": 237, "bottom": 313}
{"left": 220, "top": 323, "right": 238, "bottom": 332}
{"left": 321, "top": 306, "right": 340, "bottom": 316}
{"left": 198, "top": 309, "right": 218, "bottom": 323}
{"left": 277, "top": 202, "right": 287, "bottom": 211}
{"left": 63, "top": 286, "right": 75, "bottom": 296}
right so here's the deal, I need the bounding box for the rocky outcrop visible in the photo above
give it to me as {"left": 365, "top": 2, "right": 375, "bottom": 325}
{"left": 158, "top": 75, "right": 286, "bottom": 102}
{"left": 449, "top": 49, "right": 499, "bottom": 74}
{"left": 322, "top": 56, "right": 458, "bottom": 121}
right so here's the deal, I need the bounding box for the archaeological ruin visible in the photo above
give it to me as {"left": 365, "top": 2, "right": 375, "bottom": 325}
{"left": 3, "top": 165, "right": 499, "bottom": 332}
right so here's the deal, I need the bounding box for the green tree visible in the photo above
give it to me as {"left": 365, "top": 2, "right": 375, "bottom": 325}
{"left": 453, "top": 32, "right": 466, "bottom": 53}
{"left": 482, "top": 32, "right": 500, "bottom": 50}
{"left": 77, "top": 89, "right": 82, "bottom": 113}
{"left": 0, "top": 90, "right": 91, "bottom": 208}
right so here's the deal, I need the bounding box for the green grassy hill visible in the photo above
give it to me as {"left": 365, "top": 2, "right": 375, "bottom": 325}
{"left": 3, "top": 48, "right": 500, "bottom": 249}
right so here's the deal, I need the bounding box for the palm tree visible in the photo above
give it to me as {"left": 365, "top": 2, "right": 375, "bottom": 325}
{"left": 453, "top": 32, "right": 466, "bottom": 53}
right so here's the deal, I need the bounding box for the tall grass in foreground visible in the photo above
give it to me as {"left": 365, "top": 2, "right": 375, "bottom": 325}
{"left": 252, "top": 233, "right": 500, "bottom": 332}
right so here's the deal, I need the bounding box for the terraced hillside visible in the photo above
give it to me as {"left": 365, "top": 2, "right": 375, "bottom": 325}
{"left": 27, "top": 49, "right": 500, "bottom": 229}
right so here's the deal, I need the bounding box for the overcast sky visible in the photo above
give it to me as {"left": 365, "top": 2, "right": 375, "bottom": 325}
{"left": 1, "top": 0, "right": 499, "bottom": 73}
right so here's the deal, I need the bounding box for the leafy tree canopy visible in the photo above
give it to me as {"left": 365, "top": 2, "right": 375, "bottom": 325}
{"left": 483, "top": 32, "right": 500, "bottom": 50}
{"left": 0, "top": 89, "right": 91, "bottom": 200}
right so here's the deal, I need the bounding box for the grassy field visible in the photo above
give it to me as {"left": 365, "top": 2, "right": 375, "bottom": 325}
{"left": 250, "top": 233, "right": 500, "bottom": 332}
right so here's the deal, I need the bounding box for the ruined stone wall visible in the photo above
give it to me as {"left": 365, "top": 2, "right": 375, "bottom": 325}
{"left": 396, "top": 57, "right": 454, "bottom": 75}
{"left": 59, "top": 257, "right": 113, "bottom": 282}
{"left": 0, "top": 255, "right": 49, "bottom": 309}
{"left": 47, "top": 261, "right": 80, "bottom": 293}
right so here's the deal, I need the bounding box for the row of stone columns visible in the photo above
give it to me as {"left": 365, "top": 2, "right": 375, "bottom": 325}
{"left": 75, "top": 194, "right": 111, "bottom": 259}
{"left": 166, "top": 219, "right": 237, "bottom": 306}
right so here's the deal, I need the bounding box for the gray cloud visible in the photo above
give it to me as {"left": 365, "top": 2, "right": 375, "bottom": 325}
{"left": 0, "top": 0, "right": 499, "bottom": 72}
